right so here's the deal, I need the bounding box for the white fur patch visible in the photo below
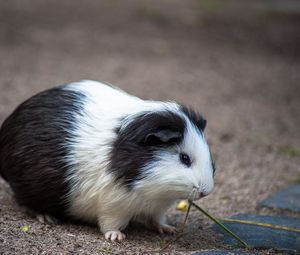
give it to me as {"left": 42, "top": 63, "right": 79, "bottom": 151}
{"left": 63, "top": 80, "right": 214, "bottom": 233}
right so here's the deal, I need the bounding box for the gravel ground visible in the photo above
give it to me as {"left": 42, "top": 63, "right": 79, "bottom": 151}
{"left": 0, "top": 1, "right": 300, "bottom": 254}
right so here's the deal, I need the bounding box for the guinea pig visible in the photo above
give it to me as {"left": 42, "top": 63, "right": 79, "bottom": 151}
{"left": 0, "top": 80, "right": 215, "bottom": 241}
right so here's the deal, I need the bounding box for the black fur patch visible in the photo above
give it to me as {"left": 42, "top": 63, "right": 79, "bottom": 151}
{"left": 0, "top": 86, "right": 85, "bottom": 219}
{"left": 181, "top": 106, "right": 215, "bottom": 172}
{"left": 109, "top": 110, "right": 186, "bottom": 188}
{"left": 180, "top": 105, "right": 207, "bottom": 131}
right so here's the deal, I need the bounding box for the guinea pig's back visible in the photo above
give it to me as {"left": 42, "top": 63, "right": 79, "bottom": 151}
{"left": 0, "top": 85, "right": 86, "bottom": 218}
{"left": 0, "top": 80, "right": 172, "bottom": 220}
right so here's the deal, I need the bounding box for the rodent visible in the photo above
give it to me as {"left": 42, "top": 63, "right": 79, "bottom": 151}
{"left": 0, "top": 80, "right": 215, "bottom": 241}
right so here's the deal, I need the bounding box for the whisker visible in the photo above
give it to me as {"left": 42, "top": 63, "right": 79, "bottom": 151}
{"left": 192, "top": 189, "right": 197, "bottom": 201}
{"left": 187, "top": 188, "right": 195, "bottom": 200}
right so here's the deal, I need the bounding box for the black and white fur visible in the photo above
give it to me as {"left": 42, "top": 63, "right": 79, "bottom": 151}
{"left": 0, "top": 80, "right": 215, "bottom": 241}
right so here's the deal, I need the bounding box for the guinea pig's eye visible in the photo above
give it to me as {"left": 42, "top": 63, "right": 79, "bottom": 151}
{"left": 179, "top": 153, "right": 192, "bottom": 167}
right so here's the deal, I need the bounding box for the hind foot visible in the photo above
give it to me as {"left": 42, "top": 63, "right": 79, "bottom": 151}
{"left": 36, "top": 214, "right": 58, "bottom": 224}
{"left": 19, "top": 206, "right": 58, "bottom": 224}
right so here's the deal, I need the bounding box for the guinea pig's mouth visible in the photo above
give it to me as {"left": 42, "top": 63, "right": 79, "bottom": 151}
{"left": 188, "top": 187, "right": 206, "bottom": 201}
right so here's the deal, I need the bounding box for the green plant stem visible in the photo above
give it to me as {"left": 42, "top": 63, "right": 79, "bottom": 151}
{"left": 183, "top": 201, "right": 192, "bottom": 226}
{"left": 188, "top": 200, "right": 250, "bottom": 248}
{"left": 221, "top": 218, "right": 300, "bottom": 233}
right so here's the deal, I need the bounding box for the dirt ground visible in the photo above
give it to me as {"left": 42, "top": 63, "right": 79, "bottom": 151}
{"left": 0, "top": 0, "right": 300, "bottom": 254}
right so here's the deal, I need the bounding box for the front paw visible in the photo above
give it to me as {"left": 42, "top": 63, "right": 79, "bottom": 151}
{"left": 104, "top": 230, "right": 126, "bottom": 242}
{"left": 156, "top": 224, "right": 177, "bottom": 235}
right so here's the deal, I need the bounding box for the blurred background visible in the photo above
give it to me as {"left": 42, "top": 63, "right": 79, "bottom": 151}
{"left": 0, "top": 0, "right": 299, "bottom": 253}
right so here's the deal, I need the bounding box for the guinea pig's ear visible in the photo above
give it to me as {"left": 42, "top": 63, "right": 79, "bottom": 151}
{"left": 199, "top": 118, "right": 207, "bottom": 131}
{"left": 144, "top": 129, "right": 182, "bottom": 146}
{"left": 181, "top": 105, "right": 207, "bottom": 131}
